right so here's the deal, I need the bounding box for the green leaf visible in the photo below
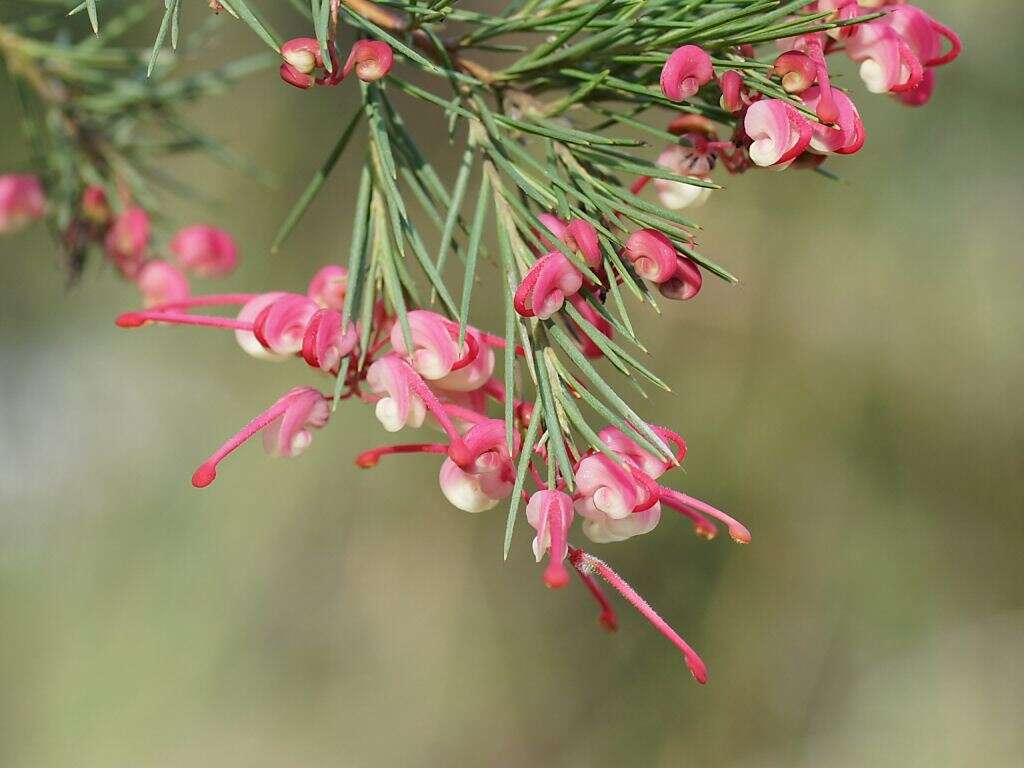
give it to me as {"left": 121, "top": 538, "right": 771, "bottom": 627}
{"left": 272, "top": 109, "right": 362, "bottom": 254}
{"left": 457, "top": 171, "right": 491, "bottom": 348}
{"left": 503, "top": 402, "right": 542, "bottom": 560}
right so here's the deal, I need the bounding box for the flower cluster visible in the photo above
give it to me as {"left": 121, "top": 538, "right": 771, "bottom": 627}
{"left": 280, "top": 37, "right": 394, "bottom": 89}
{"left": 114, "top": 263, "right": 751, "bottom": 683}
{"left": 1, "top": 178, "right": 239, "bottom": 305}
{"left": 5, "top": 0, "right": 961, "bottom": 683}
{"left": 640, "top": 1, "right": 960, "bottom": 210}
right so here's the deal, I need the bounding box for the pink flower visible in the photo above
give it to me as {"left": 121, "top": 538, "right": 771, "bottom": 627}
{"left": 390, "top": 310, "right": 493, "bottom": 391}
{"left": 366, "top": 354, "right": 429, "bottom": 432}
{"left": 845, "top": 20, "right": 923, "bottom": 94}
{"left": 717, "top": 70, "right": 751, "bottom": 115}
{"left": 895, "top": 67, "right": 935, "bottom": 107}
{"left": 169, "top": 224, "right": 238, "bottom": 277}
{"left": 773, "top": 51, "right": 818, "bottom": 94}
{"left": 104, "top": 207, "right": 151, "bottom": 278}
{"left": 743, "top": 99, "right": 813, "bottom": 169}
{"left": 513, "top": 251, "right": 584, "bottom": 319}
{"left": 802, "top": 87, "right": 865, "bottom": 155}
{"left": 192, "top": 387, "right": 330, "bottom": 487}
{"left": 526, "top": 490, "right": 574, "bottom": 588}
{"left": 280, "top": 37, "right": 322, "bottom": 89}
{"left": 536, "top": 213, "right": 602, "bottom": 270}
{"left": 621, "top": 227, "right": 702, "bottom": 299}
{"left": 301, "top": 308, "right": 358, "bottom": 373}
{"left": 251, "top": 293, "right": 320, "bottom": 358}
{"left": 306, "top": 265, "right": 348, "bottom": 310}
{"left": 654, "top": 146, "right": 713, "bottom": 210}
{"left": 343, "top": 40, "right": 394, "bottom": 83}
{"left": 660, "top": 45, "right": 714, "bottom": 102}
{"left": 573, "top": 453, "right": 661, "bottom": 543}
{"left": 0, "top": 174, "right": 45, "bottom": 234}
{"left": 135, "top": 260, "right": 190, "bottom": 308}
{"left": 438, "top": 419, "right": 515, "bottom": 513}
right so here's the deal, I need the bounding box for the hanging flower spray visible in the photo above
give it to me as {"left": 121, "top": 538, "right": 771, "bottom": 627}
{"left": 1, "top": 0, "right": 960, "bottom": 682}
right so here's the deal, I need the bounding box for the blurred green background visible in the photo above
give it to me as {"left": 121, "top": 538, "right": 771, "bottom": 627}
{"left": 2, "top": 2, "right": 1022, "bottom": 766}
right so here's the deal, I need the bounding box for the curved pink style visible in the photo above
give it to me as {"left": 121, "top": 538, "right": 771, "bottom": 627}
{"left": 439, "top": 419, "right": 516, "bottom": 513}
{"left": 569, "top": 548, "right": 708, "bottom": 684}
{"left": 0, "top": 174, "right": 46, "bottom": 234}
{"left": 343, "top": 40, "right": 394, "bottom": 83}
{"left": 192, "top": 387, "right": 330, "bottom": 488}
{"left": 390, "top": 310, "right": 492, "bottom": 390}
{"left": 170, "top": 224, "right": 238, "bottom": 278}
{"left": 659, "top": 256, "right": 703, "bottom": 301}
{"left": 573, "top": 454, "right": 661, "bottom": 543}
{"left": 660, "top": 45, "right": 714, "bottom": 102}
{"left": 526, "top": 490, "right": 574, "bottom": 589}
{"left": 307, "top": 265, "right": 348, "bottom": 310}
{"left": 135, "top": 260, "right": 190, "bottom": 309}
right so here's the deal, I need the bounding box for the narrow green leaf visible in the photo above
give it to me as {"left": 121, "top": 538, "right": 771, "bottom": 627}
{"left": 503, "top": 403, "right": 542, "bottom": 560}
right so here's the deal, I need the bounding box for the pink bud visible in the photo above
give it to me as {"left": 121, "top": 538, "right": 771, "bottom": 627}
{"left": 281, "top": 37, "right": 323, "bottom": 75}
{"left": 0, "top": 174, "right": 46, "bottom": 234}
{"left": 169, "top": 224, "right": 238, "bottom": 278}
{"left": 81, "top": 185, "right": 110, "bottom": 225}
{"left": 307, "top": 265, "right": 349, "bottom": 310}
{"left": 343, "top": 40, "right": 394, "bottom": 83}
{"left": 135, "top": 260, "right": 190, "bottom": 308}
{"left": 623, "top": 229, "right": 677, "bottom": 284}
{"left": 717, "top": 70, "right": 746, "bottom": 114}
{"left": 660, "top": 45, "right": 713, "bottom": 102}
{"left": 104, "top": 207, "right": 151, "bottom": 278}
{"left": 773, "top": 51, "right": 817, "bottom": 94}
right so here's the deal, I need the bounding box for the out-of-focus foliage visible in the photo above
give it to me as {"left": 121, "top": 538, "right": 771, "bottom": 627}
{"left": 1, "top": 1, "right": 1022, "bottom": 766}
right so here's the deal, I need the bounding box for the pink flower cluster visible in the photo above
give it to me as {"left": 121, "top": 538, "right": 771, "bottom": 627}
{"left": 115, "top": 263, "right": 748, "bottom": 683}
{"left": 280, "top": 37, "right": 394, "bottom": 89}
{"left": 83, "top": 187, "right": 239, "bottom": 306}
{"left": 644, "top": 2, "right": 959, "bottom": 205}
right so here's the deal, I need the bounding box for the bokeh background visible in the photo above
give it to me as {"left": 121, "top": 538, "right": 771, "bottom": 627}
{"left": 2, "top": 2, "right": 1022, "bottom": 766}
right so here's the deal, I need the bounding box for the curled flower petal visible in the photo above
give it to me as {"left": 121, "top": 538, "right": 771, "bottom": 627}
{"left": 623, "top": 229, "right": 678, "bottom": 283}
{"left": 343, "top": 40, "right": 394, "bottom": 82}
{"left": 744, "top": 99, "right": 812, "bottom": 168}
{"left": 307, "top": 265, "right": 348, "bottom": 310}
{"left": 136, "top": 260, "right": 190, "bottom": 309}
{"left": 170, "top": 224, "right": 238, "bottom": 278}
{"left": 526, "top": 490, "right": 574, "bottom": 589}
{"left": 0, "top": 174, "right": 46, "bottom": 234}
{"left": 660, "top": 45, "right": 714, "bottom": 102}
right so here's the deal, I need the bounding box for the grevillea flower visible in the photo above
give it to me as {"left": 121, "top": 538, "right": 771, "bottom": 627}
{"left": 301, "top": 308, "right": 358, "bottom": 373}
{"left": 773, "top": 51, "right": 818, "bottom": 94}
{"left": 654, "top": 146, "right": 714, "bottom": 210}
{"left": 802, "top": 86, "right": 866, "bottom": 155}
{"left": 389, "top": 310, "right": 493, "bottom": 391}
{"left": 845, "top": 20, "right": 923, "bottom": 94}
{"left": 514, "top": 251, "right": 584, "bottom": 319}
{"left": 251, "top": 293, "right": 320, "bottom": 358}
{"left": 717, "top": 69, "right": 751, "bottom": 115}
{"left": 439, "top": 419, "right": 516, "bottom": 513}
{"left": 536, "top": 213, "right": 602, "bottom": 271}
{"left": 366, "top": 354, "right": 429, "bottom": 432}
{"left": 621, "top": 228, "right": 702, "bottom": 300}
{"left": 280, "top": 37, "right": 323, "bottom": 89}
{"left": 343, "top": 40, "right": 394, "bottom": 83}
{"left": 743, "top": 99, "right": 813, "bottom": 169}
{"left": 307, "top": 265, "right": 348, "bottom": 310}
{"left": 192, "top": 387, "right": 330, "bottom": 487}
{"left": 660, "top": 44, "right": 714, "bottom": 102}
{"left": 895, "top": 66, "right": 935, "bottom": 107}
{"left": 104, "top": 207, "right": 151, "bottom": 278}
{"left": 526, "top": 490, "right": 574, "bottom": 588}
{"left": 0, "top": 174, "right": 46, "bottom": 234}
{"left": 169, "top": 224, "right": 239, "bottom": 277}
{"left": 135, "top": 260, "right": 190, "bottom": 308}
{"left": 574, "top": 453, "right": 662, "bottom": 543}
